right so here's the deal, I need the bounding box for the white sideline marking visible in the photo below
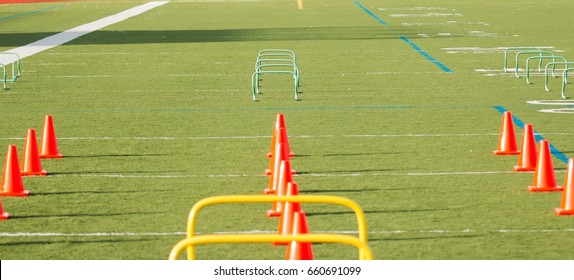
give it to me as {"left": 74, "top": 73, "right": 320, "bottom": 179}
{"left": 1, "top": 228, "right": 573, "bottom": 237}
{"left": 378, "top": 7, "right": 447, "bottom": 11}
{"left": 3, "top": 132, "right": 574, "bottom": 141}
{"left": 389, "top": 13, "right": 463, "bottom": 18}
{"left": 527, "top": 100, "right": 574, "bottom": 106}
{"left": 538, "top": 108, "right": 574, "bottom": 114}
{"left": 0, "top": 1, "right": 169, "bottom": 65}
{"left": 51, "top": 170, "right": 548, "bottom": 179}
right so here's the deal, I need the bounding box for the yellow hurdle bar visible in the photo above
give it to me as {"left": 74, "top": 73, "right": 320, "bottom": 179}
{"left": 184, "top": 195, "right": 370, "bottom": 260}
{"left": 169, "top": 233, "right": 373, "bottom": 260}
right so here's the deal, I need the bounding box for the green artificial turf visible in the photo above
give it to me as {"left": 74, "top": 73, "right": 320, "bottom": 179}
{"left": 0, "top": 0, "right": 572, "bottom": 260}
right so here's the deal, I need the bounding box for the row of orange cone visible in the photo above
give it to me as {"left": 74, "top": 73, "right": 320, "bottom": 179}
{"left": 263, "top": 113, "right": 313, "bottom": 260}
{"left": 494, "top": 111, "right": 573, "bottom": 215}
{"left": 0, "top": 115, "right": 63, "bottom": 220}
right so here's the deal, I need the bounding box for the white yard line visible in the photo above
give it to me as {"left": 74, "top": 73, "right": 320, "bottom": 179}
{"left": 1, "top": 228, "right": 572, "bottom": 238}
{"left": 5, "top": 132, "right": 574, "bottom": 141}
{"left": 50, "top": 170, "right": 548, "bottom": 180}
{"left": 0, "top": 1, "right": 169, "bottom": 64}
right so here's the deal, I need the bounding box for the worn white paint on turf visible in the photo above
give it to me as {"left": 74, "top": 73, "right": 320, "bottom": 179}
{"left": 0, "top": 1, "right": 169, "bottom": 65}
{"left": 527, "top": 100, "right": 574, "bottom": 106}
{"left": 527, "top": 100, "right": 574, "bottom": 113}
{"left": 1, "top": 228, "right": 573, "bottom": 237}
{"left": 5, "top": 132, "right": 574, "bottom": 141}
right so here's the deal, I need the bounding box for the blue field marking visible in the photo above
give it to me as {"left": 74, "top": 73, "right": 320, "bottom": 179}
{"left": 494, "top": 106, "right": 569, "bottom": 164}
{"left": 354, "top": 1, "right": 387, "bottom": 26}
{"left": 0, "top": 5, "right": 65, "bottom": 22}
{"left": 353, "top": 2, "right": 453, "bottom": 73}
{"left": 399, "top": 36, "right": 453, "bottom": 73}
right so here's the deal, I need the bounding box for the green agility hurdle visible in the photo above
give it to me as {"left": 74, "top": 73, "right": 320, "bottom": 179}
{"left": 503, "top": 47, "right": 544, "bottom": 73}
{"left": 524, "top": 55, "right": 568, "bottom": 84}
{"left": 561, "top": 67, "right": 574, "bottom": 99}
{"left": 252, "top": 49, "right": 300, "bottom": 101}
{"left": 0, "top": 52, "right": 21, "bottom": 90}
{"left": 514, "top": 50, "right": 554, "bottom": 78}
{"left": 545, "top": 61, "right": 573, "bottom": 91}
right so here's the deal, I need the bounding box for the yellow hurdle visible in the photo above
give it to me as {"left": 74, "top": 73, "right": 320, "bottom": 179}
{"left": 175, "top": 194, "right": 370, "bottom": 260}
{"left": 169, "top": 233, "right": 373, "bottom": 260}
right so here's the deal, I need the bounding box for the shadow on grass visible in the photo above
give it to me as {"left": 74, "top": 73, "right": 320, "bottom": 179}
{"left": 297, "top": 168, "right": 394, "bottom": 175}
{"left": 0, "top": 238, "right": 156, "bottom": 248}
{"left": 306, "top": 208, "right": 450, "bottom": 217}
{"left": 301, "top": 188, "right": 380, "bottom": 194}
{"left": 10, "top": 211, "right": 160, "bottom": 219}
{"left": 47, "top": 170, "right": 185, "bottom": 175}
{"left": 37, "top": 188, "right": 175, "bottom": 196}
{"left": 369, "top": 234, "right": 480, "bottom": 242}
{"left": 0, "top": 26, "right": 426, "bottom": 48}
{"left": 295, "top": 152, "right": 412, "bottom": 158}
{"left": 62, "top": 153, "right": 167, "bottom": 158}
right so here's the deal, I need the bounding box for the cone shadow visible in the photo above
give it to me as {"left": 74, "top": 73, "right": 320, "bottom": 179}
{"left": 11, "top": 211, "right": 159, "bottom": 219}
{"left": 0, "top": 238, "right": 156, "bottom": 248}
{"left": 62, "top": 153, "right": 167, "bottom": 158}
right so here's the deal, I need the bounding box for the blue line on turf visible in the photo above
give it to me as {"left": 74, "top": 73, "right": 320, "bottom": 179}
{"left": 494, "top": 106, "right": 569, "bottom": 164}
{"left": 354, "top": 1, "right": 387, "bottom": 26}
{"left": 353, "top": 2, "right": 453, "bottom": 73}
{"left": 0, "top": 5, "right": 64, "bottom": 22}
{"left": 399, "top": 36, "right": 453, "bottom": 73}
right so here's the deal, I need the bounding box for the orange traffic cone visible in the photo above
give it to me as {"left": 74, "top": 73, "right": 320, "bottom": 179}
{"left": 0, "top": 198, "right": 9, "bottom": 220}
{"left": 265, "top": 128, "right": 295, "bottom": 175}
{"left": 514, "top": 124, "right": 537, "bottom": 172}
{"left": 528, "top": 140, "right": 563, "bottom": 192}
{"left": 265, "top": 141, "right": 286, "bottom": 194}
{"left": 285, "top": 211, "right": 314, "bottom": 260}
{"left": 267, "top": 160, "right": 293, "bottom": 217}
{"left": 21, "top": 128, "right": 47, "bottom": 176}
{"left": 274, "top": 182, "right": 301, "bottom": 245}
{"left": 267, "top": 114, "right": 294, "bottom": 158}
{"left": 555, "top": 158, "right": 574, "bottom": 215}
{"left": 1, "top": 145, "right": 30, "bottom": 197}
{"left": 264, "top": 140, "right": 295, "bottom": 194}
{"left": 40, "top": 115, "right": 63, "bottom": 159}
{"left": 494, "top": 111, "right": 520, "bottom": 155}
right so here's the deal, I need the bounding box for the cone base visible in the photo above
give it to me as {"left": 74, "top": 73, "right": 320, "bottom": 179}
{"left": 0, "top": 212, "right": 9, "bottom": 220}
{"left": 264, "top": 188, "right": 275, "bottom": 195}
{"left": 0, "top": 190, "right": 30, "bottom": 197}
{"left": 268, "top": 152, "right": 295, "bottom": 158}
{"left": 265, "top": 169, "right": 296, "bottom": 176}
{"left": 513, "top": 166, "right": 535, "bottom": 172}
{"left": 22, "top": 170, "right": 47, "bottom": 176}
{"left": 40, "top": 154, "right": 63, "bottom": 159}
{"left": 272, "top": 241, "right": 289, "bottom": 246}
{"left": 494, "top": 150, "right": 520, "bottom": 155}
{"left": 555, "top": 208, "right": 574, "bottom": 216}
{"left": 528, "top": 185, "right": 563, "bottom": 192}
{"left": 267, "top": 210, "right": 281, "bottom": 217}
{"left": 286, "top": 242, "right": 314, "bottom": 260}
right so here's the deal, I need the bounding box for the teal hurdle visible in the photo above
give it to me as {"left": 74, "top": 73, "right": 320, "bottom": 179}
{"left": 524, "top": 55, "right": 567, "bottom": 84}
{"left": 252, "top": 49, "right": 300, "bottom": 101}
{"left": 545, "top": 62, "right": 573, "bottom": 91}
{"left": 503, "top": 47, "right": 544, "bottom": 73}
{"left": 0, "top": 52, "right": 21, "bottom": 90}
